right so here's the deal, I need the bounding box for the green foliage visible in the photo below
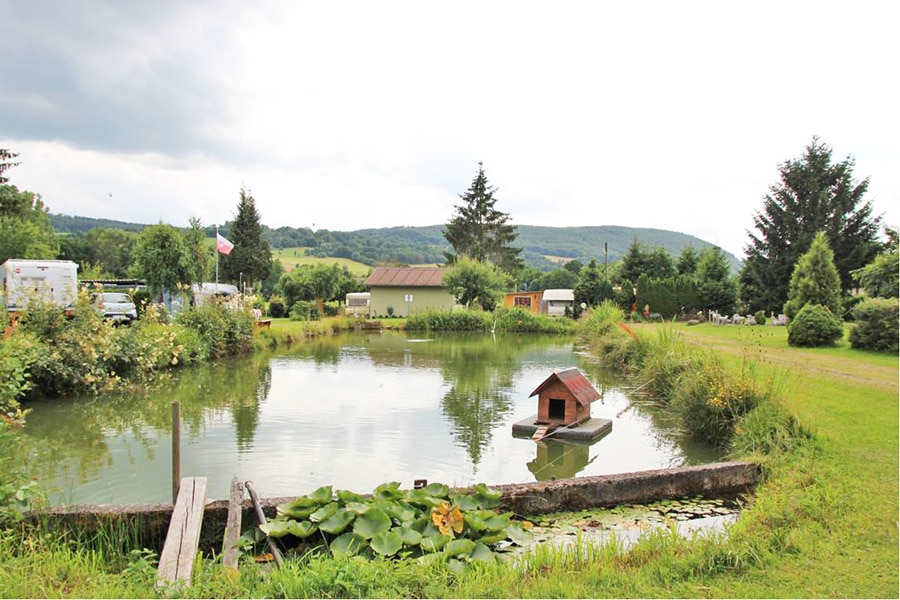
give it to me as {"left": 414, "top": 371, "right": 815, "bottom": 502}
{"left": 573, "top": 259, "right": 613, "bottom": 308}
{"left": 754, "top": 310, "right": 767, "bottom": 325}
{"left": 405, "top": 310, "right": 489, "bottom": 331}
{"left": 268, "top": 295, "right": 287, "bottom": 318}
{"left": 174, "top": 301, "right": 255, "bottom": 358}
{"left": 491, "top": 308, "right": 575, "bottom": 333}
{"left": 442, "top": 257, "right": 512, "bottom": 311}
{"left": 852, "top": 249, "right": 899, "bottom": 299}
{"left": 741, "top": 137, "right": 882, "bottom": 313}
{"left": 220, "top": 186, "right": 272, "bottom": 288}
{"left": 263, "top": 481, "right": 531, "bottom": 567}
{"left": 289, "top": 300, "right": 319, "bottom": 321}
{"left": 848, "top": 297, "right": 899, "bottom": 352}
{"left": 783, "top": 232, "right": 842, "bottom": 320}
{"left": 443, "top": 162, "right": 523, "bottom": 274}
{"left": 0, "top": 185, "right": 59, "bottom": 263}
{"left": 787, "top": 303, "right": 843, "bottom": 347}
{"left": 619, "top": 237, "right": 676, "bottom": 284}
{"left": 131, "top": 222, "right": 194, "bottom": 300}
{"left": 695, "top": 246, "right": 738, "bottom": 315}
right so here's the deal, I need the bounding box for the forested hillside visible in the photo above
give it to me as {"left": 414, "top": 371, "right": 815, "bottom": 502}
{"left": 48, "top": 214, "right": 740, "bottom": 272}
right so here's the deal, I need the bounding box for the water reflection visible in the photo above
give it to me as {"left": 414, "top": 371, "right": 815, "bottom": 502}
{"left": 22, "top": 332, "right": 724, "bottom": 505}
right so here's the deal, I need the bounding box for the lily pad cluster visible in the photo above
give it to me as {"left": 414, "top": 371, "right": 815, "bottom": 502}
{"left": 260, "top": 481, "right": 533, "bottom": 567}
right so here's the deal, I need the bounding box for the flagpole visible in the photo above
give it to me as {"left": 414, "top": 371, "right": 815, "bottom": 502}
{"left": 215, "top": 225, "right": 219, "bottom": 294}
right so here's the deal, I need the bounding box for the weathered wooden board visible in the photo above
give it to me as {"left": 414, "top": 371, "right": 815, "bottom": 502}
{"left": 156, "top": 477, "right": 207, "bottom": 589}
{"left": 221, "top": 477, "right": 244, "bottom": 570}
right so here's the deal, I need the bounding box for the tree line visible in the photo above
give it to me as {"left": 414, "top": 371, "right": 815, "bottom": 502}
{"left": 2, "top": 137, "right": 896, "bottom": 324}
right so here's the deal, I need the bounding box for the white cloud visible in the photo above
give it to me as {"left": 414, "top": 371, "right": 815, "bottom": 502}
{"left": 2, "top": 1, "right": 897, "bottom": 259}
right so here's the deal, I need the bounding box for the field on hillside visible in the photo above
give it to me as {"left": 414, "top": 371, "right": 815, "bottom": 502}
{"left": 272, "top": 247, "right": 372, "bottom": 276}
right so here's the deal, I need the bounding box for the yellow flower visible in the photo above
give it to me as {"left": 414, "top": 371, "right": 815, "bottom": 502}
{"left": 430, "top": 502, "right": 464, "bottom": 537}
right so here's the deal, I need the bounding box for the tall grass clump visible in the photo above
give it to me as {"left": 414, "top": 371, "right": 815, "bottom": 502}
{"left": 491, "top": 307, "right": 575, "bottom": 333}
{"left": 406, "top": 309, "right": 490, "bottom": 331}
{"left": 575, "top": 301, "right": 634, "bottom": 365}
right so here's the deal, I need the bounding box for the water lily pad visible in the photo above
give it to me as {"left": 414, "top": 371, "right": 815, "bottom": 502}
{"left": 319, "top": 508, "right": 356, "bottom": 534}
{"left": 354, "top": 507, "right": 392, "bottom": 538}
{"left": 309, "top": 502, "right": 339, "bottom": 522}
{"left": 373, "top": 481, "right": 403, "bottom": 500}
{"left": 444, "top": 538, "right": 477, "bottom": 557}
{"left": 287, "top": 519, "right": 319, "bottom": 538}
{"left": 370, "top": 530, "right": 404, "bottom": 556}
{"left": 394, "top": 525, "right": 423, "bottom": 546}
{"left": 469, "top": 541, "right": 496, "bottom": 563}
{"left": 420, "top": 533, "right": 451, "bottom": 552}
{"left": 330, "top": 532, "right": 368, "bottom": 556}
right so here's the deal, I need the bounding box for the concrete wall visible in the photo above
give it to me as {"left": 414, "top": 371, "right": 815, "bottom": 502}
{"left": 20, "top": 462, "right": 758, "bottom": 555}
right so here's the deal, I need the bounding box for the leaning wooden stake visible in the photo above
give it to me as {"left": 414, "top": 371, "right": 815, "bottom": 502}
{"left": 222, "top": 477, "right": 244, "bottom": 570}
{"left": 245, "top": 480, "right": 284, "bottom": 567}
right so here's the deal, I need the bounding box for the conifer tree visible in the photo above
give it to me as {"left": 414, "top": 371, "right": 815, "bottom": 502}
{"left": 221, "top": 186, "right": 271, "bottom": 289}
{"left": 741, "top": 137, "right": 881, "bottom": 313}
{"left": 783, "top": 231, "right": 842, "bottom": 319}
{"left": 443, "top": 163, "right": 522, "bottom": 274}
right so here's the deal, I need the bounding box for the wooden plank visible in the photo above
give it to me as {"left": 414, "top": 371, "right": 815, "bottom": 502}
{"left": 157, "top": 477, "right": 207, "bottom": 589}
{"left": 221, "top": 477, "right": 244, "bottom": 570}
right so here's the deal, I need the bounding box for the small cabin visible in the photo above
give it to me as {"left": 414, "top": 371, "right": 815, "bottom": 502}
{"left": 530, "top": 367, "right": 601, "bottom": 427}
{"left": 541, "top": 289, "right": 575, "bottom": 316}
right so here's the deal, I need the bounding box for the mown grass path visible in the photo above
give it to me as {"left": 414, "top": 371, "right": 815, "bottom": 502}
{"left": 657, "top": 322, "right": 898, "bottom": 597}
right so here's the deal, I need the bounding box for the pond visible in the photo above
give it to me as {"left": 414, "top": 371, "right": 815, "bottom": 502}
{"left": 23, "top": 331, "right": 724, "bottom": 505}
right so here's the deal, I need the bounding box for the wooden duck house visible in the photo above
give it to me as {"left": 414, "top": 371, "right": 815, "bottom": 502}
{"left": 530, "top": 367, "right": 601, "bottom": 426}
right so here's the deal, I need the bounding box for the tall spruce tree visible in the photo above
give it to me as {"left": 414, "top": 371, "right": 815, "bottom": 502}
{"left": 221, "top": 186, "right": 271, "bottom": 289}
{"left": 741, "top": 137, "right": 881, "bottom": 313}
{"left": 443, "top": 162, "right": 522, "bottom": 274}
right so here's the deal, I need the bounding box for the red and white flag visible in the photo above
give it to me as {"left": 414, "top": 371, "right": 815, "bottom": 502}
{"left": 216, "top": 233, "right": 234, "bottom": 255}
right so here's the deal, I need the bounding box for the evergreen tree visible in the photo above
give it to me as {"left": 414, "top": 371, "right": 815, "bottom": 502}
{"left": 574, "top": 259, "right": 613, "bottom": 307}
{"left": 676, "top": 246, "right": 699, "bottom": 276}
{"left": 619, "top": 238, "right": 675, "bottom": 284}
{"left": 221, "top": 187, "right": 271, "bottom": 289}
{"left": 443, "top": 163, "right": 522, "bottom": 274}
{"left": 696, "top": 246, "right": 738, "bottom": 315}
{"left": 741, "top": 137, "right": 881, "bottom": 313}
{"left": 783, "top": 231, "right": 842, "bottom": 319}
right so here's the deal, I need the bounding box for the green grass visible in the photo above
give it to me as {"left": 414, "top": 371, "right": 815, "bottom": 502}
{"left": 271, "top": 247, "right": 372, "bottom": 276}
{"left": 1, "top": 321, "right": 896, "bottom": 597}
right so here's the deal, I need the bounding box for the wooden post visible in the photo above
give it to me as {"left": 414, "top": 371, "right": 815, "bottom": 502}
{"left": 222, "top": 477, "right": 244, "bottom": 570}
{"left": 172, "top": 401, "right": 181, "bottom": 504}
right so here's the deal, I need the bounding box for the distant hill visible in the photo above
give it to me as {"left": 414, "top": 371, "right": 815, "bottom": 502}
{"left": 47, "top": 214, "right": 741, "bottom": 272}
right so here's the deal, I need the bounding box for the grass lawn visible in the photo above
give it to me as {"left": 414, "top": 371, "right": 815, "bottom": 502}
{"left": 0, "top": 320, "right": 896, "bottom": 597}
{"left": 271, "top": 247, "right": 372, "bottom": 275}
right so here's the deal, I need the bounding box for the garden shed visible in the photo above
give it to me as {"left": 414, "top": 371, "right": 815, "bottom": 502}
{"left": 364, "top": 267, "right": 458, "bottom": 318}
{"left": 530, "top": 367, "right": 601, "bottom": 427}
{"left": 541, "top": 289, "right": 575, "bottom": 316}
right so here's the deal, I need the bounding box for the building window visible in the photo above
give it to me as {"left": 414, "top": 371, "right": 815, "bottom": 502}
{"left": 514, "top": 296, "right": 532, "bottom": 308}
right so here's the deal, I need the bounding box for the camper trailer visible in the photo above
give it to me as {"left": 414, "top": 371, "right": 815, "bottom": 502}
{"left": 345, "top": 292, "right": 371, "bottom": 317}
{"left": 1, "top": 259, "right": 79, "bottom": 316}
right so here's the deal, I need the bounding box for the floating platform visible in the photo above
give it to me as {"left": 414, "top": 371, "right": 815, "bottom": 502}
{"left": 512, "top": 415, "right": 613, "bottom": 443}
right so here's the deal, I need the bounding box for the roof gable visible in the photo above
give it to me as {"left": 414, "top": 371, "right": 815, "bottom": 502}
{"left": 365, "top": 267, "right": 447, "bottom": 287}
{"left": 529, "top": 367, "right": 601, "bottom": 406}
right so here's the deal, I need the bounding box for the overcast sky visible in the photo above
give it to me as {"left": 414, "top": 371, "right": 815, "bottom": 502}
{"left": 2, "top": 0, "right": 897, "bottom": 259}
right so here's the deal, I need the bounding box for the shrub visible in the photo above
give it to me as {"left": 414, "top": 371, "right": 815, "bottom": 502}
{"left": 754, "top": 310, "right": 766, "bottom": 326}
{"left": 491, "top": 307, "right": 575, "bottom": 333}
{"left": 268, "top": 296, "right": 287, "bottom": 318}
{"left": 289, "top": 301, "right": 319, "bottom": 321}
{"left": 848, "top": 297, "right": 899, "bottom": 352}
{"left": 175, "top": 301, "right": 254, "bottom": 358}
{"left": 787, "top": 303, "right": 843, "bottom": 347}
{"left": 406, "top": 310, "right": 488, "bottom": 331}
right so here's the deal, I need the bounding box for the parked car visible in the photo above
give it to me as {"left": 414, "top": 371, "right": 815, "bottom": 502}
{"left": 92, "top": 292, "right": 138, "bottom": 324}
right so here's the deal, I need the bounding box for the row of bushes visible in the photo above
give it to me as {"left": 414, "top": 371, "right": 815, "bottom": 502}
{"left": 406, "top": 308, "right": 576, "bottom": 334}
{"left": 578, "top": 301, "right": 811, "bottom": 453}
{"left": 787, "top": 297, "right": 899, "bottom": 351}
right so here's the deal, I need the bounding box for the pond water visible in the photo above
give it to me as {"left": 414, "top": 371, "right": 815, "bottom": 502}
{"left": 23, "top": 332, "right": 724, "bottom": 506}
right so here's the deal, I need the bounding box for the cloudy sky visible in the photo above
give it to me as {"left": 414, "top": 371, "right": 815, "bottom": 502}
{"left": 2, "top": 1, "right": 897, "bottom": 259}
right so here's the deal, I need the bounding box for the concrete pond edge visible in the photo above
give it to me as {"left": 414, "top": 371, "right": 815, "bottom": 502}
{"left": 21, "top": 461, "right": 759, "bottom": 554}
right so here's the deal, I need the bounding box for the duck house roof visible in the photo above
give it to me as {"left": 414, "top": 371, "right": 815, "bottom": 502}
{"left": 529, "top": 367, "right": 601, "bottom": 406}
